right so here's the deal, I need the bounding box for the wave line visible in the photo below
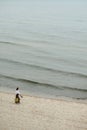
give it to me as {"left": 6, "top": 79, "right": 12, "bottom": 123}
{"left": 0, "top": 74, "right": 87, "bottom": 92}
{"left": 0, "top": 57, "right": 87, "bottom": 79}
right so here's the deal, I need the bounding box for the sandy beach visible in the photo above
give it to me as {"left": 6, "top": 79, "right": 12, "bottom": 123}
{"left": 0, "top": 92, "right": 87, "bottom": 130}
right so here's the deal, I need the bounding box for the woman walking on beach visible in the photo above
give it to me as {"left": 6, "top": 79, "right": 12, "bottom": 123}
{"left": 15, "top": 87, "right": 23, "bottom": 103}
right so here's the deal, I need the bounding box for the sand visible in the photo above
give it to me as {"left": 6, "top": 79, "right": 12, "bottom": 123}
{"left": 0, "top": 92, "right": 87, "bottom": 130}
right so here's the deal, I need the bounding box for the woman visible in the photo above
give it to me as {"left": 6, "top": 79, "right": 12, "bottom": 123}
{"left": 15, "top": 87, "right": 23, "bottom": 103}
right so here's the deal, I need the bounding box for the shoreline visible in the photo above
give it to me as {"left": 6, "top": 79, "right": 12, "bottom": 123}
{"left": 0, "top": 90, "right": 87, "bottom": 104}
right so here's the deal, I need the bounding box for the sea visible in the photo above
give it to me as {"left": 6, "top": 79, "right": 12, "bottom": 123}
{"left": 0, "top": 0, "right": 87, "bottom": 100}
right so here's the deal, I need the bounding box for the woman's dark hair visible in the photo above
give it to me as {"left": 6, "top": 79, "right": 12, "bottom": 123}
{"left": 16, "top": 93, "right": 19, "bottom": 98}
{"left": 16, "top": 87, "right": 19, "bottom": 90}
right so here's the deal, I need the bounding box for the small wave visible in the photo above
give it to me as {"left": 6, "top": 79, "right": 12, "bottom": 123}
{"left": 61, "top": 85, "right": 87, "bottom": 92}
{"left": 0, "top": 40, "right": 30, "bottom": 48}
{"left": 0, "top": 74, "right": 87, "bottom": 93}
{"left": 0, "top": 57, "right": 87, "bottom": 79}
{"left": 0, "top": 41, "right": 18, "bottom": 46}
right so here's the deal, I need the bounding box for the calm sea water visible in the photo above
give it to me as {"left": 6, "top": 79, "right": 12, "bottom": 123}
{"left": 0, "top": 0, "right": 87, "bottom": 99}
